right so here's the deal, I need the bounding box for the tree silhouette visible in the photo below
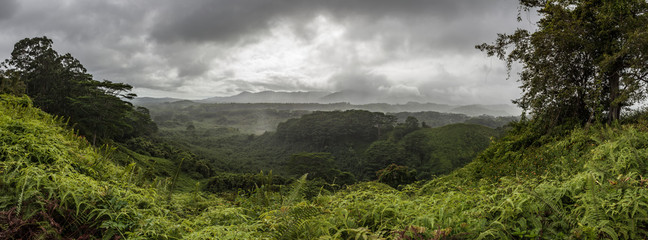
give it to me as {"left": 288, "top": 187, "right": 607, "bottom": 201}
{"left": 478, "top": 0, "right": 648, "bottom": 129}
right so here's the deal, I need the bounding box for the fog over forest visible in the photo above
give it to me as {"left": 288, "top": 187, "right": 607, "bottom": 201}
{"left": 4, "top": 0, "right": 648, "bottom": 239}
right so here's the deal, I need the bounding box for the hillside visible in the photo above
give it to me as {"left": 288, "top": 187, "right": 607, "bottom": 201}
{"left": 153, "top": 109, "right": 502, "bottom": 182}
{"left": 0, "top": 95, "right": 215, "bottom": 238}
{"left": 399, "top": 124, "right": 498, "bottom": 177}
{"left": 200, "top": 91, "right": 332, "bottom": 104}
{"left": 142, "top": 100, "right": 517, "bottom": 135}
{"left": 4, "top": 93, "right": 648, "bottom": 239}
{"left": 194, "top": 91, "right": 522, "bottom": 116}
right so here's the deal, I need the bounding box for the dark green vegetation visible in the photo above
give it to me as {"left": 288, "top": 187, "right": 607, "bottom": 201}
{"left": 4, "top": 0, "right": 648, "bottom": 239}
{"left": 0, "top": 95, "right": 501, "bottom": 239}
{"left": 141, "top": 100, "right": 518, "bottom": 134}
{"left": 152, "top": 109, "right": 501, "bottom": 187}
{"left": 477, "top": 0, "right": 648, "bottom": 127}
{"left": 142, "top": 99, "right": 513, "bottom": 185}
{"left": 6, "top": 89, "right": 648, "bottom": 239}
{"left": 1, "top": 36, "right": 156, "bottom": 144}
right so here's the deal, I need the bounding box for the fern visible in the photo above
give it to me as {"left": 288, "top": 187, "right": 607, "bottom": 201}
{"left": 272, "top": 204, "right": 326, "bottom": 239}
{"left": 6, "top": 93, "right": 648, "bottom": 239}
{"left": 284, "top": 173, "right": 308, "bottom": 206}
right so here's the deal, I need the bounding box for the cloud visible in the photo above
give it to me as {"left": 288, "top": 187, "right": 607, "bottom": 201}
{"left": 148, "top": 0, "right": 522, "bottom": 50}
{"left": 382, "top": 84, "right": 421, "bottom": 97}
{"left": 0, "top": 0, "right": 531, "bottom": 105}
{"left": 329, "top": 69, "right": 390, "bottom": 93}
{"left": 151, "top": 0, "right": 278, "bottom": 44}
{"left": 0, "top": 0, "right": 18, "bottom": 21}
{"left": 326, "top": 69, "right": 427, "bottom": 104}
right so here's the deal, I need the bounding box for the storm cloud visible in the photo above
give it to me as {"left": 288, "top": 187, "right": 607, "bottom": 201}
{"left": 0, "top": 0, "right": 18, "bottom": 20}
{"left": 0, "top": 0, "right": 535, "bottom": 104}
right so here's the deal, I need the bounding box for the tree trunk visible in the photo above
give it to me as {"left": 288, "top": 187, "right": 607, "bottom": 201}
{"left": 608, "top": 69, "right": 621, "bottom": 123}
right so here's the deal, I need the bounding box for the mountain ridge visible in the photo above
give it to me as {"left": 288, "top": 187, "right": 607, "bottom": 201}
{"left": 134, "top": 91, "right": 522, "bottom": 116}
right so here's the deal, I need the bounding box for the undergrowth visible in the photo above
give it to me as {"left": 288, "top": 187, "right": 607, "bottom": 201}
{"left": 2, "top": 93, "right": 648, "bottom": 239}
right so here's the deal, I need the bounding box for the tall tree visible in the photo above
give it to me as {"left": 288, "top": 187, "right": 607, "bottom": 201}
{"left": 0, "top": 69, "right": 25, "bottom": 95}
{"left": 1, "top": 36, "right": 156, "bottom": 143}
{"left": 287, "top": 152, "right": 339, "bottom": 181}
{"left": 364, "top": 140, "right": 408, "bottom": 179}
{"left": 477, "top": 0, "right": 648, "bottom": 128}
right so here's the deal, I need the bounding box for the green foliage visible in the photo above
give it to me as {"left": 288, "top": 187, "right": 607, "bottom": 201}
{"left": 276, "top": 110, "right": 397, "bottom": 146}
{"left": 401, "top": 123, "right": 498, "bottom": 177}
{"left": 1, "top": 36, "right": 157, "bottom": 143}
{"left": 417, "top": 124, "right": 648, "bottom": 239}
{"left": 143, "top": 100, "right": 515, "bottom": 136}
{"left": 152, "top": 111, "right": 500, "bottom": 184}
{"left": 5, "top": 92, "right": 648, "bottom": 239}
{"left": 376, "top": 164, "right": 417, "bottom": 188}
{"left": 0, "top": 94, "right": 260, "bottom": 239}
{"left": 464, "top": 115, "right": 518, "bottom": 129}
{"left": 286, "top": 152, "right": 347, "bottom": 183}
{"left": 364, "top": 140, "right": 409, "bottom": 179}
{"left": 0, "top": 70, "right": 25, "bottom": 95}
{"left": 478, "top": 0, "right": 648, "bottom": 126}
{"left": 6, "top": 4, "right": 648, "bottom": 239}
{"left": 148, "top": 103, "right": 512, "bottom": 183}
{"left": 1, "top": 94, "right": 123, "bottom": 238}
{"left": 390, "top": 116, "right": 421, "bottom": 140}
{"left": 206, "top": 171, "right": 287, "bottom": 193}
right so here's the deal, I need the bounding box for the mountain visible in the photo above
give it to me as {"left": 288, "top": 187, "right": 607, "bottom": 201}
{"left": 449, "top": 104, "right": 521, "bottom": 116}
{"left": 130, "top": 97, "right": 186, "bottom": 105}
{"left": 319, "top": 90, "right": 427, "bottom": 104}
{"left": 199, "top": 90, "right": 426, "bottom": 105}
{"left": 317, "top": 90, "right": 367, "bottom": 103}
{"left": 133, "top": 91, "right": 522, "bottom": 117}
{"left": 199, "top": 91, "right": 332, "bottom": 103}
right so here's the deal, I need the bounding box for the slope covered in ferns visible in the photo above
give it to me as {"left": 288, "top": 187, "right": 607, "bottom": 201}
{"left": 3, "top": 93, "right": 648, "bottom": 239}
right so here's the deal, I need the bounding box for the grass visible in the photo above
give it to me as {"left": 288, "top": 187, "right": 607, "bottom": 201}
{"left": 3, "top": 93, "right": 648, "bottom": 239}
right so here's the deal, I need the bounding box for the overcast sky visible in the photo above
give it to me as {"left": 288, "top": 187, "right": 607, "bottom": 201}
{"left": 0, "top": 0, "right": 537, "bottom": 105}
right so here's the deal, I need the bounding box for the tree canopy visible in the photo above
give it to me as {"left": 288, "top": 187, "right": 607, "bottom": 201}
{"left": 478, "top": 0, "right": 648, "bottom": 129}
{"left": 0, "top": 36, "right": 156, "bottom": 143}
{"left": 276, "top": 110, "right": 397, "bottom": 146}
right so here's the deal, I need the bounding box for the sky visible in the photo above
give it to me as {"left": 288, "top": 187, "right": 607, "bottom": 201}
{"left": 0, "top": 0, "right": 537, "bottom": 105}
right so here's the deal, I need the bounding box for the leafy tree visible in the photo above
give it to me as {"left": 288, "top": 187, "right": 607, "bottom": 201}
{"left": 364, "top": 140, "right": 408, "bottom": 179}
{"left": 401, "top": 130, "right": 430, "bottom": 166}
{"left": 0, "top": 70, "right": 25, "bottom": 95}
{"left": 404, "top": 116, "right": 420, "bottom": 129}
{"left": 399, "top": 124, "right": 498, "bottom": 177}
{"left": 477, "top": 0, "right": 648, "bottom": 129}
{"left": 391, "top": 116, "right": 421, "bottom": 140}
{"left": 286, "top": 152, "right": 339, "bottom": 182}
{"left": 1, "top": 36, "right": 156, "bottom": 143}
{"left": 376, "top": 164, "right": 417, "bottom": 188}
{"left": 126, "top": 106, "right": 158, "bottom": 138}
{"left": 276, "top": 110, "right": 396, "bottom": 146}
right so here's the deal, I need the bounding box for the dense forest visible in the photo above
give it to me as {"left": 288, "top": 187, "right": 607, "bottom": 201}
{"left": 2, "top": 0, "right": 648, "bottom": 239}
{"left": 139, "top": 100, "right": 517, "bottom": 134}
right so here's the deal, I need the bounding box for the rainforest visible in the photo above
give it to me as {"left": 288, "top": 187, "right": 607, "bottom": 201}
{"left": 2, "top": 0, "right": 648, "bottom": 239}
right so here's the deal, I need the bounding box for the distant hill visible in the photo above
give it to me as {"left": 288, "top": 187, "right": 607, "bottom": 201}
{"left": 197, "top": 90, "right": 429, "bottom": 105}
{"left": 449, "top": 104, "right": 521, "bottom": 116}
{"left": 134, "top": 91, "right": 522, "bottom": 117}
{"left": 130, "top": 97, "right": 186, "bottom": 105}
{"left": 318, "top": 90, "right": 427, "bottom": 104}
{"left": 199, "top": 91, "right": 332, "bottom": 103}
{"left": 318, "top": 90, "right": 368, "bottom": 104}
